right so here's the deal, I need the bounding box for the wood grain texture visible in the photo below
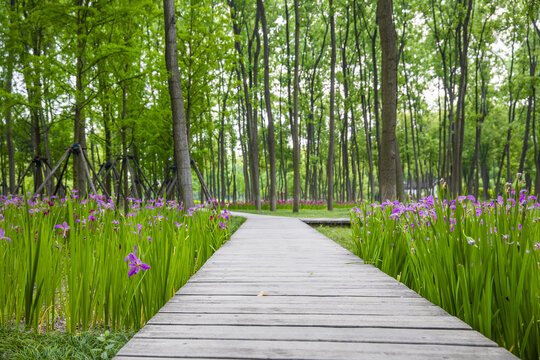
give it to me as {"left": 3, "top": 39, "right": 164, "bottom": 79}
{"left": 114, "top": 212, "right": 517, "bottom": 359}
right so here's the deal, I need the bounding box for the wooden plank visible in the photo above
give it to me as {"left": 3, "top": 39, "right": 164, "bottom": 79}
{"left": 134, "top": 325, "right": 496, "bottom": 347}
{"left": 116, "top": 339, "right": 517, "bottom": 360}
{"left": 300, "top": 217, "right": 351, "bottom": 226}
{"left": 158, "top": 302, "right": 448, "bottom": 316}
{"left": 165, "top": 295, "right": 434, "bottom": 306}
{"left": 147, "top": 313, "right": 470, "bottom": 329}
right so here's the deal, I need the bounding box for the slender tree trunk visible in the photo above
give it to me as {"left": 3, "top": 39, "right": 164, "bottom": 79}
{"left": 520, "top": 30, "right": 537, "bottom": 174}
{"left": 258, "top": 0, "right": 277, "bottom": 211}
{"left": 232, "top": 143, "right": 237, "bottom": 202}
{"left": 395, "top": 142, "right": 406, "bottom": 201}
{"left": 73, "top": 1, "right": 88, "bottom": 196}
{"left": 353, "top": 3, "right": 375, "bottom": 200}
{"left": 163, "top": 0, "right": 195, "bottom": 208}
{"left": 402, "top": 53, "right": 420, "bottom": 199}
{"left": 219, "top": 77, "right": 229, "bottom": 202}
{"left": 22, "top": 30, "right": 45, "bottom": 193}
{"left": 450, "top": 0, "right": 473, "bottom": 196}
{"left": 371, "top": 29, "right": 381, "bottom": 186}
{"left": 5, "top": 0, "right": 16, "bottom": 193}
{"left": 377, "top": 0, "right": 398, "bottom": 201}
{"left": 533, "top": 81, "right": 539, "bottom": 196}
{"left": 292, "top": 0, "right": 301, "bottom": 212}
{"left": 341, "top": 7, "right": 352, "bottom": 202}
{"left": 229, "top": 0, "right": 260, "bottom": 209}
{"left": 327, "top": 0, "right": 336, "bottom": 210}
{"left": 278, "top": 71, "right": 288, "bottom": 200}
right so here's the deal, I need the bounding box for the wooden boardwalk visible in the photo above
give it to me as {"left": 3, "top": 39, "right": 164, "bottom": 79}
{"left": 115, "top": 213, "right": 517, "bottom": 360}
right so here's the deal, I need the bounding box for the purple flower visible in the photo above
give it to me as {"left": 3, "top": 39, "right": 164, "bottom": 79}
{"left": 534, "top": 242, "right": 540, "bottom": 251}
{"left": 54, "top": 221, "right": 70, "bottom": 238}
{"left": 124, "top": 246, "right": 150, "bottom": 277}
{"left": 219, "top": 221, "right": 228, "bottom": 230}
{"left": 0, "top": 227, "right": 11, "bottom": 242}
{"left": 88, "top": 214, "right": 96, "bottom": 222}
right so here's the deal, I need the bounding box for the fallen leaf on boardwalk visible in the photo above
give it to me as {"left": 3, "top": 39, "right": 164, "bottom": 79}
{"left": 257, "top": 291, "right": 267, "bottom": 296}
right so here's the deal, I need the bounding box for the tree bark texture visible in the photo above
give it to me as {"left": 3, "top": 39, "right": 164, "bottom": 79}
{"left": 377, "top": 0, "right": 398, "bottom": 201}
{"left": 292, "top": 0, "right": 301, "bottom": 212}
{"left": 163, "top": 0, "right": 195, "bottom": 208}
{"left": 327, "top": 0, "right": 336, "bottom": 210}
{"left": 258, "top": 0, "right": 277, "bottom": 211}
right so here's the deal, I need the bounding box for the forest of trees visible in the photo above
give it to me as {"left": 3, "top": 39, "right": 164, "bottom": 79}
{"left": 0, "top": 0, "right": 539, "bottom": 208}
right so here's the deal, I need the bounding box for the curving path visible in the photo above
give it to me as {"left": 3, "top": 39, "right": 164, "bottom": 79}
{"left": 115, "top": 212, "right": 517, "bottom": 360}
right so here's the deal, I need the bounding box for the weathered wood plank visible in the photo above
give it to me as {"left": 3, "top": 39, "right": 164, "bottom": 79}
{"left": 158, "top": 302, "right": 448, "bottom": 316}
{"left": 116, "top": 339, "right": 516, "bottom": 360}
{"left": 147, "top": 313, "right": 470, "bottom": 329}
{"left": 165, "top": 295, "right": 435, "bottom": 306}
{"left": 133, "top": 325, "right": 496, "bottom": 347}
{"left": 300, "top": 217, "right": 351, "bottom": 226}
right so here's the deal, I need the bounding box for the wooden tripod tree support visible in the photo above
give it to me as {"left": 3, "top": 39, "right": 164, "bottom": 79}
{"left": 158, "top": 159, "right": 212, "bottom": 203}
{"left": 13, "top": 156, "right": 67, "bottom": 196}
{"left": 98, "top": 155, "right": 157, "bottom": 201}
{"left": 158, "top": 164, "right": 177, "bottom": 198}
{"left": 32, "top": 144, "right": 109, "bottom": 199}
{"left": 191, "top": 159, "right": 212, "bottom": 202}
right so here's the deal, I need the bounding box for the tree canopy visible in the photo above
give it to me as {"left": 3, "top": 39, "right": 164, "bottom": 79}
{"left": 1, "top": 0, "right": 539, "bottom": 203}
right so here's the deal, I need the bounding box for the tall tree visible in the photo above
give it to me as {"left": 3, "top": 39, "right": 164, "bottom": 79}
{"left": 163, "top": 0, "right": 194, "bottom": 208}
{"left": 377, "top": 0, "right": 398, "bottom": 200}
{"left": 292, "top": 0, "right": 301, "bottom": 212}
{"left": 449, "top": 0, "right": 474, "bottom": 196}
{"left": 228, "top": 0, "right": 261, "bottom": 210}
{"left": 73, "top": 0, "right": 89, "bottom": 195}
{"left": 258, "top": 0, "right": 277, "bottom": 211}
{"left": 4, "top": 0, "right": 16, "bottom": 193}
{"left": 327, "top": 0, "right": 336, "bottom": 210}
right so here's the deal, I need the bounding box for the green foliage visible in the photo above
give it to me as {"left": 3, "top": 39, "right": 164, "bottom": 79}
{"left": 350, "top": 184, "right": 540, "bottom": 358}
{"left": 0, "top": 195, "right": 231, "bottom": 332}
{"left": 0, "top": 326, "right": 133, "bottom": 360}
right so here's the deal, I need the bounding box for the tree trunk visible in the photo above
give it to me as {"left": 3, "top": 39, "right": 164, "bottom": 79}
{"left": 533, "top": 81, "right": 539, "bottom": 196}
{"left": 377, "top": 0, "right": 398, "bottom": 201}
{"left": 258, "top": 0, "right": 277, "bottom": 211}
{"left": 519, "top": 29, "right": 537, "bottom": 174}
{"left": 341, "top": 7, "right": 352, "bottom": 202}
{"left": 292, "top": 0, "right": 301, "bottom": 212}
{"left": 327, "top": 0, "right": 336, "bottom": 210}
{"left": 402, "top": 53, "right": 420, "bottom": 199}
{"left": 229, "top": 0, "right": 260, "bottom": 209}
{"left": 237, "top": 91, "right": 250, "bottom": 201}
{"left": 353, "top": 2, "right": 375, "bottom": 201}
{"left": 5, "top": 0, "right": 16, "bottom": 193}
{"left": 163, "top": 0, "right": 195, "bottom": 209}
{"left": 395, "top": 142, "right": 406, "bottom": 201}
{"left": 449, "top": 0, "right": 473, "bottom": 196}
{"left": 278, "top": 71, "right": 288, "bottom": 200}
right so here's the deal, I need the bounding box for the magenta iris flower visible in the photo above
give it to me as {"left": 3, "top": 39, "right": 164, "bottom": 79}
{"left": 124, "top": 246, "right": 150, "bottom": 277}
{"left": 0, "top": 227, "right": 11, "bottom": 242}
{"left": 54, "top": 221, "right": 70, "bottom": 238}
